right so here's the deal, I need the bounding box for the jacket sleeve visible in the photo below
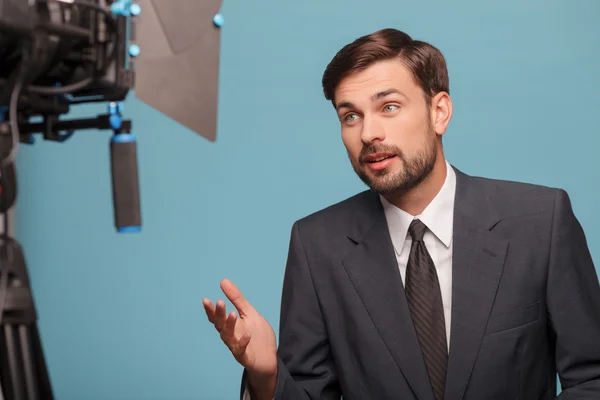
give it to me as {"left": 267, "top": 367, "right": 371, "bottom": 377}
{"left": 548, "top": 189, "right": 600, "bottom": 399}
{"left": 240, "top": 221, "right": 342, "bottom": 400}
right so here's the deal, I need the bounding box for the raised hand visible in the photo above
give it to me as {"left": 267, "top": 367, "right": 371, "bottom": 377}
{"left": 203, "top": 279, "right": 278, "bottom": 398}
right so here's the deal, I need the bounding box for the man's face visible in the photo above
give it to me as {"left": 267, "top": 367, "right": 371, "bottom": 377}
{"left": 334, "top": 59, "right": 447, "bottom": 196}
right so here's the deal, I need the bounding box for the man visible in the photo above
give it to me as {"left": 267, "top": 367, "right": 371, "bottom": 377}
{"left": 202, "top": 28, "right": 600, "bottom": 399}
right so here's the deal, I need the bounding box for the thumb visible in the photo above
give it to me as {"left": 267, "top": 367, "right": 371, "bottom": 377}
{"left": 220, "top": 279, "right": 255, "bottom": 317}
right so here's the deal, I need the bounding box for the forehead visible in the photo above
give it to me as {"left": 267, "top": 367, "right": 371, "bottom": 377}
{"left": 334, "top": 59, "right": 420, "bottom": 105}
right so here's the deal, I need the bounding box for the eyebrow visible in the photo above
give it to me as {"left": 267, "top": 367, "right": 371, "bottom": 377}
{"left": 335, "top": 88, "right": 406, "bottom": 111}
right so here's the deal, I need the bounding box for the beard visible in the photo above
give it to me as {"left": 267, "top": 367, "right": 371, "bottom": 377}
{"left": 349, "top": 129, "right": 437, "bottom": 196}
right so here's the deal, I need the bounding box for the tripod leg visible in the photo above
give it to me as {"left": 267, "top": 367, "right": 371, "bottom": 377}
{"left": 19, "top": 324, "right": 39, "bottom": 400}
{"left": 4, "top": 323, "right": 24, "bottom": 400}
{"left": 0, "top": 237, "right": 54, "bottom": 400}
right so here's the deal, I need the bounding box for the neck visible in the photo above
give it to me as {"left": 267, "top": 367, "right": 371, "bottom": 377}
{"left": 383, "top": 151, "right": 448, "bottom": 216}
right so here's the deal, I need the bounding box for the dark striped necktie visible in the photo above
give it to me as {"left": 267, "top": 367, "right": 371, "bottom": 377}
{"left": 405, "top": 219, "right": 448, "bottom": 400}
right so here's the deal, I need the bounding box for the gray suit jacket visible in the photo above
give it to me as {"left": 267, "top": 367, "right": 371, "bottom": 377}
{"left": 241, "top": 166, "right": 600, "bottom": 399}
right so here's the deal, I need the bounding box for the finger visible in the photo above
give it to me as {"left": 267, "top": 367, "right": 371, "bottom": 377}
{"left": 221, "top": 312, "right": 252, "bottom": 358}
{"left": 213, "top": 299, "right": 227, "bottom": 332}
{"left": 220, "top": 311, "right": 238, "bottom": 345}
{"left": 224, "top": 313, "right": 251, "bottom": 359}
{"left": 202, "top": 298, "right": 216, "bottom": 323}
{"left": 220, "top": 279, "right": 255, "bottom": 317}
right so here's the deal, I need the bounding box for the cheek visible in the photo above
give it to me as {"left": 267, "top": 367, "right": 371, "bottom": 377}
{"left": 341, "top": 129, "right": 361, "bottom": 155}
{"left": 383, "top": 116, "right": 426, "bottom": 146}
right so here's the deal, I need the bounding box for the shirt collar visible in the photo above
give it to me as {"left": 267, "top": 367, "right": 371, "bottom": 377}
{"left": 380, "top": 160, "right": 456, "bottom": 253}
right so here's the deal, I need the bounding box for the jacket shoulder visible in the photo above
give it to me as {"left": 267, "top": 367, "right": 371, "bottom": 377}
{"left": 293, "top": 190, "right": 375, "bottom": 233}
{"left": 464, "top": 172, "right": 567, "bottom": 218}
{"left": 468, "top": 173, "right": 559, "bottom": 194}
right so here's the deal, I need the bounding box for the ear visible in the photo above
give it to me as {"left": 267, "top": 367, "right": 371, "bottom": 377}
{"left": 430, "top": 92, "right": 452, "bottom": 136}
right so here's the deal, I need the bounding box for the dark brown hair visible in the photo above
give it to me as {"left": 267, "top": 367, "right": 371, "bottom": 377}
{"left": 322, "top": 29, "right": 449, "bottom": 106}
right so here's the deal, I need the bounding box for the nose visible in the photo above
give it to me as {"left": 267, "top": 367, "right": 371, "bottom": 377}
{"left": 360, "top": 115, "right": 385, "bottom": 144}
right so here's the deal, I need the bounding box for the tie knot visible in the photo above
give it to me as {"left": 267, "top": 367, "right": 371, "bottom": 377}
{"left": 408, "top": 219, "right": 428, "bottom": 241}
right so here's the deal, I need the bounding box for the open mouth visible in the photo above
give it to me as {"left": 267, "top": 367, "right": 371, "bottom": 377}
{"left": 367, "top": 155, "right": 395, "bottom": 163}
{"left": 363, "top": 152, "right": 396, "bottom": 163}
{"left": 363, "top": 153, "right": 396, "bottom": 171}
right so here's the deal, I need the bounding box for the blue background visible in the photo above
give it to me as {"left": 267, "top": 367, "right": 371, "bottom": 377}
{"left": 14, "top": 0, "right": 600, "bottom": 398}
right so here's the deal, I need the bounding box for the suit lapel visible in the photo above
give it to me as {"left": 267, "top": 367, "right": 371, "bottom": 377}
{"left": 341, "top": 168, "right": 509, "bottom": 400}
{"left": 443, "top": 169, "right": 509, "bottom": 400}
{"left": 342, "top": 192, "right": 435, "bottom": 400}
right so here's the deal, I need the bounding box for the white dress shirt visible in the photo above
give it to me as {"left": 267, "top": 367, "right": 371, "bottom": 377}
{"left": 243, "top": 161, "right": 456, "bottom": 399}
{"left": 380, "top": 160, "right": 456, "bottom": 350}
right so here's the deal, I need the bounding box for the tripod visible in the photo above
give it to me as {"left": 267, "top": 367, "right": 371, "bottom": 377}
{"left": 0, "top": 158, "right": 54, "bottom": 400}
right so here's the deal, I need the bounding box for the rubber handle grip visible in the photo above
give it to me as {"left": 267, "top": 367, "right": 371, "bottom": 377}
{"left": 110, "top": 134, "right": 141, "bottom": 233}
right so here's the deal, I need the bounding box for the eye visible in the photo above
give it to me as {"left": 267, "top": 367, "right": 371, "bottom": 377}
{"left": 383, "top": 104, "right": 399, "bottom": 113}
{"left": 344, "top": 113, "right": 359, "bottom": 122}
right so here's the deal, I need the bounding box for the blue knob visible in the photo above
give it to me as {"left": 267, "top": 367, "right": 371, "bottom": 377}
{"left": 213, "top": 13, "right": 224, "bottom": 27}
{"left": 128, "top": 44, "right": 140, "bottom": 57}
{"left": 110, "top": 3, "right": 121, "bottom": 15}
{"left": 118, "top": 226, "right": 141, "bottom": 233}
{"left": 108, "top": 102, "right": 124, "bottom": 116}
{"left": 110, "top": 2, "right": 125, "bottom": 15}
{"left": 109, "top": 114, "right": 122, "bottom": 130}
{"left": 111, "top": 0, "right": 134, "bottom": 16}
{"left": 130, "top": 3, "right": 141, "bottom": 16}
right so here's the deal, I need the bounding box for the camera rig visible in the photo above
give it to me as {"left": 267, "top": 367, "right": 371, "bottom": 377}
{"left": 0, "top": 0, "right": 224, "bottom": 397}
{"left": 1, "top": 0, "right": 142, "bottom": 233}
{"left": 0, "top": 1, "right": 141, "bottom": 398}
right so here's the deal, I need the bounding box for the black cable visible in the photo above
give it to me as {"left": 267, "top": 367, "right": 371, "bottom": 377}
{"left": 26, "top": 77, "right": 93, "bottom": 95}
{"left": 3, "top": 41, "right": 34, "bottom": 167}
{"left": 6, "top": 71, "right": 24, "bottom": 167}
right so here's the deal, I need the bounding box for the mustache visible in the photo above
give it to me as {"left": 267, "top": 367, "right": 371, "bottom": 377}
{"left": 359, "top": 144, "right": 403, "bottom": 162}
